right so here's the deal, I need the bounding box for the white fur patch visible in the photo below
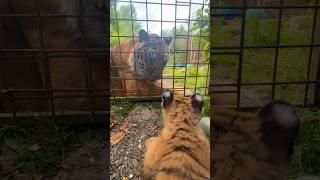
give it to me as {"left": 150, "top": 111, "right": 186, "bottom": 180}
{"left": 194, "top": 94, "right": 203, "bottom": 102}
{"left": 163, "top": 91, "right": 171, "bottom": 99}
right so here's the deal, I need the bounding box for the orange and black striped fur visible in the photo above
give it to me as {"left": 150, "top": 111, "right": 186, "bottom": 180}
{"left": 143, "top": 90, "right": 210, "bottom": 180}
{"left": 213, "top": 101, "right": 300, "bottom": 179}
{"left": 111, "top": 29, "right": 173, "bottom": 97}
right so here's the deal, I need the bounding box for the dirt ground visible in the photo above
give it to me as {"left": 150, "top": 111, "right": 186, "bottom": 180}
{"left": 110, "top": 106, "right": 162, "bottom": 180}
{"left": 0, "top": 104, "right": 161, "bottom": 180}
{"left": 0, "top": 125, "right": 108, "bottom": 180}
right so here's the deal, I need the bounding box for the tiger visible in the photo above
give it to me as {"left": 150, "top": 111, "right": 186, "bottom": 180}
{"left": 212, "top": 100, "right": 300, "bottom": 179}
{"left": 0, "top": 0, "right": 108, "bottom": 112}
{"left": 111, "top": 29, "right": 175, "bottom": 97}
{"left": 143, "top": 90, "right": 210, "bottom": 180}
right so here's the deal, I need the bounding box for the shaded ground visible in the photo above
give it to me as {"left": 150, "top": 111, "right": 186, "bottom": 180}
{"left": 0, "top": 102, "right": 318, "bottom": 179}
{"left": 0, "top": 124, "right": 107, "bottom": 180}
{"left": 110, "top": 106, "right": 162, "bottom": 180}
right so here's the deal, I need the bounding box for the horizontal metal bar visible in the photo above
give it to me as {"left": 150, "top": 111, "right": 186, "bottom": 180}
{"left": 111, "top": 0, "right": 207, "bottom": 6}
{"left": 211, "top": 44, "right": 320, "bottom": 50}
{"left": 110, "top": 34, "right": 209, "bottom": 38}
{"left": 110, "top": 18, "right": 209, "bottom": 23}
{"left": 210, "top": 5, "right": 320, "bottom": 10}
{"left": 111, "top": 64, "right": 209, "bottom": 68}
{"left": 0, "top": 14, "right": 109, "bottom": 17}
{"left": 0, "top": 111, "right": 108, "bottom": 126}
{"left": 211, "top": 52, "right": 240, "bottom": 55}
{"left": 0, "top": 94, "right": 108, "bottom": 100}
{"left": 0, "top": 88, "right": 108, "bottom": 93}
{"left": 211, "top": 80, "right": 319, "bottom": 86}
{"left": 110, "top": 76, "right": 209, "bottom": 80}
{"left": 1, "top": 48, "right": 108, "bottom": 52}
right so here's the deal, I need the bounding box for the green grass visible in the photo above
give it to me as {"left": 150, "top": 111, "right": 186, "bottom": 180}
{"left": 163, "top": 66, "right": 209, "bottom": 96}
{"left": 111, "top": 96, "right": 209, "bottom": 119}
{"left": 212, "top": 14, "right": 314, "bottom": 105}
{"left": 289, "top": 108, "right": 320, "bottom": 179}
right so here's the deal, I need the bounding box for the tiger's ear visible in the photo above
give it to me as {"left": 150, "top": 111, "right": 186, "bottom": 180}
{"left": 258, "top": 100, "right": 300, "bottom": 163}
{"left": 139, "top": 29, "right": 149, "bottom": 42}
{"left": 161, "top": 90, "right": 173, "bottom": 108}
{"left": 163, "top": 37, "right": 172, "bottom": 46}
{"left": 191, "top": 93, "right": 203, "bottom": 114}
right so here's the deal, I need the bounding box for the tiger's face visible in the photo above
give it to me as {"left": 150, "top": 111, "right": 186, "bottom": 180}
{"left": 134, "top": 29, "right": 172, "bottom": 81}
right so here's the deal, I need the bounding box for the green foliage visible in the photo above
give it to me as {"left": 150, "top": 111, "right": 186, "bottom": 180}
{"left": 110, "top": 4, "right": 142, "bottom": 46}
{"left": 111, "top": 98, "right": 136, "bottom": 120}
{"left": 212, "top": 15, "right": 314, "bottom": 104}
{"left": 190, "top": 2, "right": 210, "bottom": 62}
{"left": 289, "top": 108, "right": 320, "bottom": 179}
{"left": 163, "top": 66, "right": 209, "bottom": 96}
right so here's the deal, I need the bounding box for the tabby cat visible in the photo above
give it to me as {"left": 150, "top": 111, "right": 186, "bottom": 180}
{"left": 143, "top": 90, "right": 210, "bottom": 180}
{"left": 111, "top": 29, "right": 174, "bottom": 97}
{"left": 213, "top": 101, "right": 300, "bottom": 179}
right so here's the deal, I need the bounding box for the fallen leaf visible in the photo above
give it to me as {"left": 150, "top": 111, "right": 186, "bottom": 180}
{"left": 122, "top": 121, "right": 129, "bottom": 130}
{"left": 29, "top": 144, "right": 42, "bottom": 152}
{"left": 110, "top": 131, "right": 126, "bottom": 146}
{"left": 122, "top": 176, "right": 127, "bottom": 180}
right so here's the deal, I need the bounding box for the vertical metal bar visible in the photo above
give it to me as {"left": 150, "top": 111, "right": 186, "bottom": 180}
{"left": 236, "top": 0, "right": 247, "bottom": 108}
{"left": 129, "top": 0, "right": 139, "bottom": 97}
{"left": 271, "top": 0, "right": 284, "bottom": 100}
{"left": 0, "top": 52, "right": 16, "bottom": 119}
{"left": 316, "top": 52, "right": 320, "bottom": 107}
{"left": 173, "top": 0, "right": 178, "bottom": 94}
{"left": 183, "top": 0, "right": 193, "bottom": 96}
{"left": 160, "top": 0, "right": 163, "bottom": 92}
{"left": 112, "top": 0, "right": 126, "bottom": 98}
{"left": 304, "top": 0, "right": 319, "bottom": 106}
{"left": 194, "top": 0, "right": 206, "bottom": 94}
{"left": 145, "top": 0, "right": 151, "bottom": 97}
{"left": 205, "top": 62, "right": 210, "bottom": 95}
{"left": 79, "top": 0, "right": 94, "bottom": 120}
{"left": 35, "top": 0, "right": 55, "bottom": 119}
{"left": 145, "top": 0, "right": 149, "bottom": 33}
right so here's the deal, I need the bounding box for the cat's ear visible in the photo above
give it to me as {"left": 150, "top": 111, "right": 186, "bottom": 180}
{"left": 161, "top": 90, "right": 173, "bottom": 108}
{"left": 191, "top": 93, "right": 203, "bottom": 114}
{"left": 258, "top": 100, "right": 300, "bottom": 163}
{"left": 163, "top": 37, "right": 172, "bottom": 46}
{"left": 139, "top": 29, "right": 149, "bottom": 42}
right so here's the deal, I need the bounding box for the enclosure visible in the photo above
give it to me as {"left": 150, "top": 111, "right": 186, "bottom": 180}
{"left": 211, "top": 0, "right": 320, "bottom": 179}
{"left": 211, "top": 0, "right": 320, "bottom": 108}
{"left": 110, "top": 0, "right": 210, "bottom": 98}
{"left": 0, "top": 0, "right": 109, "bottom": 124}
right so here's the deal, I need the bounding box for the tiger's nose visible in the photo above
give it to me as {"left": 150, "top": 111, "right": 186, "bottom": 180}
{"left": 147, "top": 53, "right": 159, "bottom": 59}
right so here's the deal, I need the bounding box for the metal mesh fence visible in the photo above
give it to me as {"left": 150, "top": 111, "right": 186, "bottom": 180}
{"left": 110, "top": 0, "right": 210, "bottom": 99}
{"left": 0, "top": 0, "right": 109, "bottom": 123}
{"left": 210, "top": 0, "right": 320, "bottom": 108}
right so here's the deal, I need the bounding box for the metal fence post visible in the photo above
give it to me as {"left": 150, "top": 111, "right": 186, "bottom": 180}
{"left": 307, "top": 3, "right": 320, "bottom": 106}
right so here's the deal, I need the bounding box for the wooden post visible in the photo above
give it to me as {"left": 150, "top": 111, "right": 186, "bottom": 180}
{"left": 307, "top": 8, "right": 320, "bottom": 106}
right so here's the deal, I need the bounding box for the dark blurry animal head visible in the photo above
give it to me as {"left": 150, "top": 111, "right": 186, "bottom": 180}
{"left": 258, "top": 100, "right": 300, "bottom": 163}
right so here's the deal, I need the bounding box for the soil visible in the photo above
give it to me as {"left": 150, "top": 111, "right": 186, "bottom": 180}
{"left": 110, "top": 106, "right": 162, "bottom": 180}
{"left": 52, "top": 142, "right": 108, "bottom": 180}
{"left": 0, "top": 127, "right": 108, "bottom": 180}
{"left": 0, "top": 105, "right": 161, "bottom": 180}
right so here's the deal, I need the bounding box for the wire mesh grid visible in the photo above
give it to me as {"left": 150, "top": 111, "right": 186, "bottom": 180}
{"left": 210, "top": 0, "right": 320, "bottom": 108}
{"left": 110, "top": 0, "right": 210, "bottom": 99}
{"left": 0, "top": 0, "right": 109, "bottom": 123}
